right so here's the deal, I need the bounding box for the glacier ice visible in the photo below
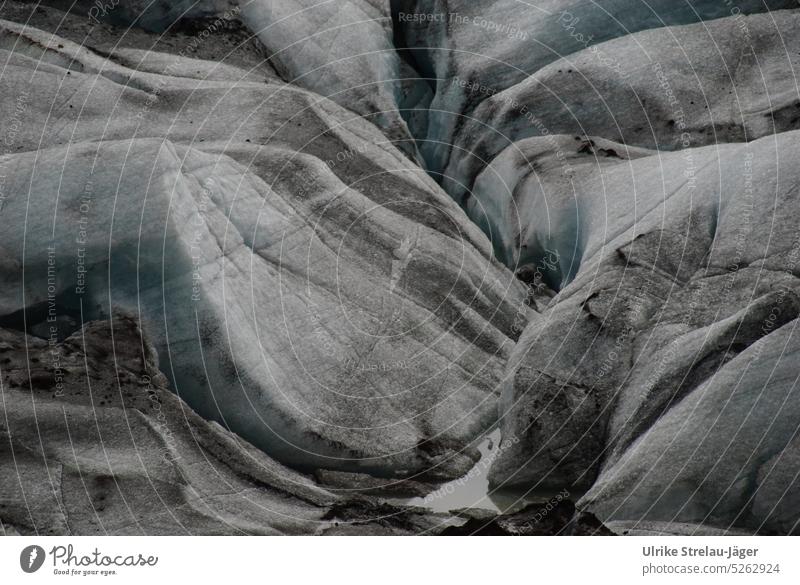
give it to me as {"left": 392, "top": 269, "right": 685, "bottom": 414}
{"left": 0, "top": 18, "right": 529, "bottom": 479}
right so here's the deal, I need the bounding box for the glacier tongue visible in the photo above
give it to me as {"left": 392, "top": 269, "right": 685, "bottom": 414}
{"left": 488, "top": 128, "right": 800, "bottom": 533}
{"left": 394, "top": 0, "right": 799, "bottom": 179}
{"left": 3, "top": 0, "right": 800, "bottom": 535}
{"left": 0, "top": 134, "right": 526, "bottom": 478}
{"left": 240, "top": 0, "right": 425, "bottom": 163}
{"left": 0, "top": 16, "right": 530, "bottom": 480}
{"left": 441, "top": 9, "right": 800, "bottom": 209}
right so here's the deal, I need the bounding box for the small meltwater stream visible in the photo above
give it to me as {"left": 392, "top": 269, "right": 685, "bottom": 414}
{"left": 400, "top": 429, "right": 559, "bottom": 514}
{"left": 404, "top": 429, "right": 504, "bottom": 513}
